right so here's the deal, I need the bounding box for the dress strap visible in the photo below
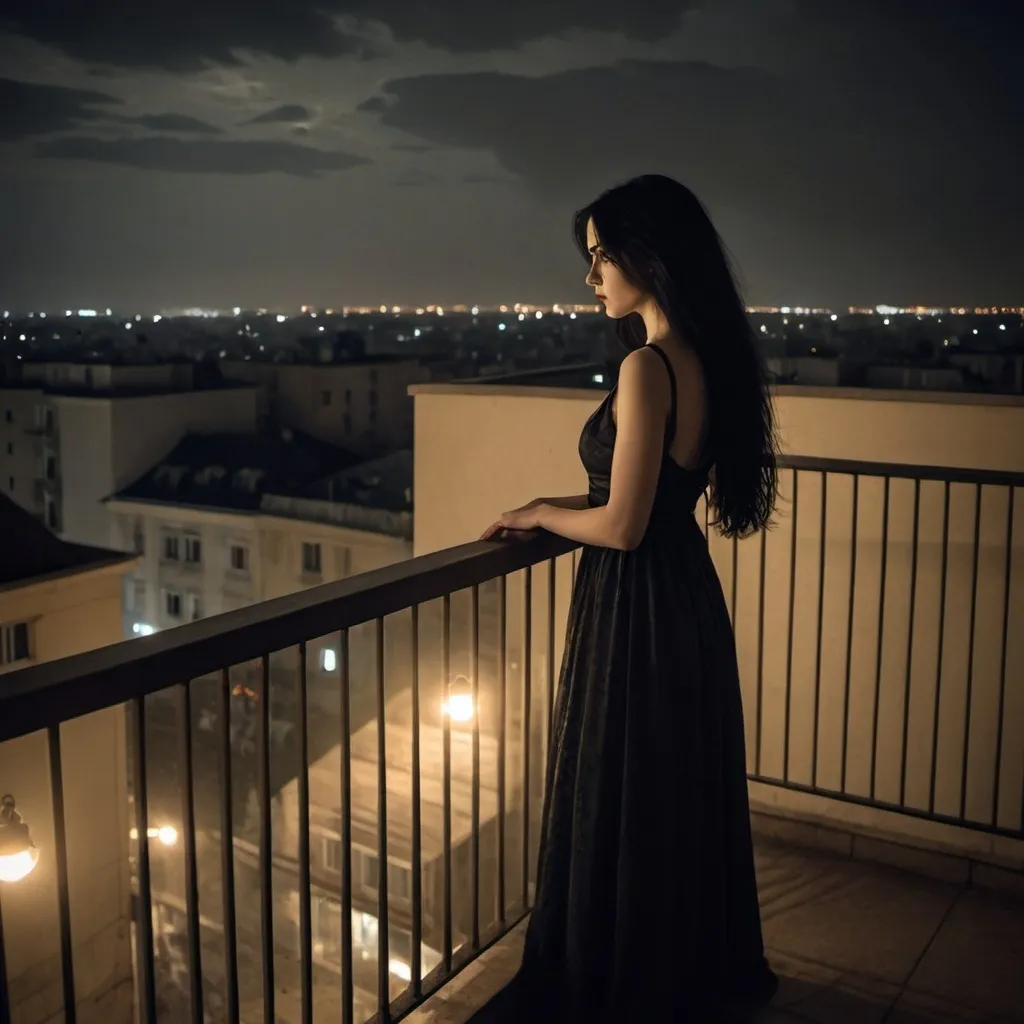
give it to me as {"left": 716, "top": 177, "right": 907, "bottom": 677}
{"left": 646, "top": 343, "right": 677, "bottom": 449}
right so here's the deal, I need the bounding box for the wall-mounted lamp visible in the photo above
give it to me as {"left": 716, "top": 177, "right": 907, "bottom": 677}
{"left": 0, "top": 795, "right": 39, "bottom": 883}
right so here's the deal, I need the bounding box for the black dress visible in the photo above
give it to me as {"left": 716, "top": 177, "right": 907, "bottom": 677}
{"left": 469, "top": 343, "right": 778, "bottom": 1022}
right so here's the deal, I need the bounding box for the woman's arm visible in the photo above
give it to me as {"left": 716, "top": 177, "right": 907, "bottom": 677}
{"left": 519, "top": 348, "right": 669, "bottom": 550}
{"left": 537, "top": 494, "right": 591, "bottom": 510}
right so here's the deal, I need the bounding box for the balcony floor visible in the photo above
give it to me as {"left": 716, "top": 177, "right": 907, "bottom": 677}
{"left": 407, "top": 835, "right": 1024, "bottom": 1023}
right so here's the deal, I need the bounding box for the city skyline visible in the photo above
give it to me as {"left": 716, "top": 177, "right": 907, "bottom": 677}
{"left": 1, "top": 1, "right": 1020, "bottom": 311}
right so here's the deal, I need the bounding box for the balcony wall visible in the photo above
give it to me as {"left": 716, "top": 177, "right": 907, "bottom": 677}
{"left": 411, "top": 382, "right": 1024, "bottom": 866}
{"left": 0, "top": 566, "right": 135, "bottom": 1024}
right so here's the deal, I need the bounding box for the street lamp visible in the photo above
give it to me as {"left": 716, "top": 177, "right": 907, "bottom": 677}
{"left": 441, "top": 674, "right": 475, "bottom": 723}
{"left": 0, "top": 795, "right": 39, "bottom": 883}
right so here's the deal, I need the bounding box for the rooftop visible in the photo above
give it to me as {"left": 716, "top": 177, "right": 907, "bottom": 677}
{"left": 111, "top": 430, "right": 358, "bottom": 513}
{"left": 0, "top": 493, "right": 133, "bottom": 588}
{"left": 298, "top": 449, "right": 413, "bottom": 513}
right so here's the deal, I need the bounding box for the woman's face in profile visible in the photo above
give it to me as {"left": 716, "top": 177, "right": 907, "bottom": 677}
{"left": 585, "top": 217, "right": 646, "bottom": 320}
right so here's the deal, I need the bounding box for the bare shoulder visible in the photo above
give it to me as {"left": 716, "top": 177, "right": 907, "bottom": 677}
{"left": 618, "top": 346, "right": 670, "bottom": 393}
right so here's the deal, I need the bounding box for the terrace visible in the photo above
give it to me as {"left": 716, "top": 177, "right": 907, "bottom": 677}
{"left": 1, "top": 381, "right": 1023, "bottom": 1024}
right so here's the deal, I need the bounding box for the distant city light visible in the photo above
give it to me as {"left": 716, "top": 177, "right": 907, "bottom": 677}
{"left": 437, "top": 307, "right": 444, "bottom": 315}
{"left": 883, "top": 318, "right": 890, "bottom": 325}
{"left": 498, "top": 323, "right": 506, "bottom": 331}
{"left": 318, "top": 325, "right": 325, "bottom": 332}
{"left": 414, "top": 328, "right": 422, "bottom": 337}
{"left": 79, "top": 309, "right": 97, "bottom": 317}
{"left": 569, "top": 312, "right": 576, "bottom": 319}
{"left": 153, "top": 314, "right": 162, "bottom": 322}
{"left": 321, "top": 648, "right": 337, "bottom": 673}
{"left": 760, "top": 325, "right": 767, "bottom": 333}
{"left": 132, "top": 623, "right": 156, "bottom": 636}
{"left": 471, "top": 306, "right": 479, "bottom": 315}
{"left": 830, "top": 314, "right": 838, "bottom": 321}
{"left": 135, "top": 314, "right": 142, "bottom": 321}
{"left": 973, "top": 329, "right": 979, "bottom": 334}
{"left": 1000, "top": 324, "right": 1006, "bottom": 330}
{"left": 276, "top": 314, "right": 286, "bottom": 323}
{"left": 380, "top": 305, "right": 387, "bottom": 313}
{"left": 535, "top": 311, "right": 543, "bottom": 319}
{"left": 518, "top": 313, "right": 525, "bottom": 321}
{"left": 18, "top": 334, "right": 26, "bottom": 341}
{"left": 105, "top": 308, "right": 112, "bottom": 316}
{"left": 65, "top": 310, "right": 72, "bottom": 317}
{"left": 592, "top": 373, "right": 604, "bottom": 384}
{"left": 124, "top": 322, "right": 132, "bottom": 329}
{"left": 39, "top": 312, "right": 46, "bottom": 319}
{"left": 233, "top": 307, "right": 241, "bottom": 316}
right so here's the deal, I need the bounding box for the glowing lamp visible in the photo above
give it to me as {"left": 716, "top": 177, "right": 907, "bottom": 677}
{"left": 0, "top": 795, "right": 40, "bottom": 883}
{"left": 441, "top": 675, "right": 475, "bottom": 723}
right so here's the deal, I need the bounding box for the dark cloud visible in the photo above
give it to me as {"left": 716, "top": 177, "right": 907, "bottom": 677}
{"left": 362, "top": 46, "right": 1022, "bottom": 300}
{"left": 394, "top": 167, "right": 438, "bottom": 186}
{"left": 0, "top": 76, "right": 120, "bottom": 141}
{"left": 391, "top": 142, "right": 433, "bottom": 153}
{"left": 0, "top": 0, "right": 695, "bottom": 71}
{"left": 34, "top": 135, "right": 371, "bottom": 176}
{"left": 243, "top": 104, "right": 313, "bottom": 125}
{"left": 109, "top": 113, "right": 224, "bottom": 134}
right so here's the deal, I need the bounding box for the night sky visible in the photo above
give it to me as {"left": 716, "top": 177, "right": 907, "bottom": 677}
{"left": 0, "top": 1, "right": 1019, "bottom": 311}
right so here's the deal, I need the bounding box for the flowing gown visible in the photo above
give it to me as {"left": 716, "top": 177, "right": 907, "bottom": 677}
{"left": 468, "top": 343, "right": 778, "bottom": 1022}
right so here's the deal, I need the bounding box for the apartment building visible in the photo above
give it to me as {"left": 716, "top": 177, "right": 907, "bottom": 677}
{"left": 0, "top": 361, "right": 260, "bottom": 549}
{"left": 220, "top": 357, "right": 428, "bottom": 457}
{"left": 0, "top": 494, "right": 138, "bottom": 1023}
{"left": 105, "top": 432, "right": 413, "bottom": 640}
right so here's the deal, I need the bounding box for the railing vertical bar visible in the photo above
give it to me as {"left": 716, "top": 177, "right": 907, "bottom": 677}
{"left": 339, "top": 630, "right": 354, "bottom": 1024}
{"left": 410, "top": 605, "right": 423, "bottom": 997}
{"left": 296, "top": 642, "right": 313, "bottom": 1024}
{"left": 840, "top": 475, "right": 860, "bottom": 794}
{"left": 783, "top": 469, "right": 799, "bottom": 784}
{"left": 870, "top": 477, "right": 891, "bottom": 801}
{"left": 217, "top": 669, "right": 239, "bottom": 1024}
{"left": 811, "top": 473, "right": 828, "bottom": 790}
{"left": 130, "top": 696, "right": 157, "bottom": 1024}
{"left": 471, "top": 584, "right": 482, "bottom": 950}
{"left": 46, "top": 724, "right": 76, "bottom": 1024}
{"left": 442, "top": 594, "right": 453, "bottom": 971}
{"left": 959, "top": 484, "right": 983, "bottom": 822}
{"left": 177, "top": 680, "right": 204, "bottom": 1022}
{"left": 547, "top": 558, "right": 556, "bottom": 746}
{"left": 928, "top": 482, "right": 951, "bottom": 815}
{"left": 375, "top": 618, "right": 391, "bottom": 1021}
{"left": 899, "top": 479, "right": 922, "bottom": 808}
{"left": 522, "top": 565, "right": 533, "bottom": 908}
{"left": 257, "top": 654, "right": 275, "bottom": 1024}
{"left": 497, "top": 575, "right": 508, "bottom": 925}
{"left": 0, "top": 889, "right": 10, "bottom": 1024}
{"left": 991, "top": 488, "right": 1015, "bottom": 829}
{"left": 754, "top": 527, "right": 767, "bottom": 775}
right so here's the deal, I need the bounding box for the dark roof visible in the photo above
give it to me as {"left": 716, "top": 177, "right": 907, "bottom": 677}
{"left": 0, "top": 380, "right": 253, "bottom": 399}
{"left": 113, "top": 430, "right": 358, "bottom": 512}
{"left": 297, "top": 449, "right": 413, "bottom": 512}
{"left": 0, "top": 494, "right": 133, "bottom": 587}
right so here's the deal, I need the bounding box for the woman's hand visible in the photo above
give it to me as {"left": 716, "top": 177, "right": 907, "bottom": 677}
{"left": 480, "top": 501, "right": 547, "bottom": 540}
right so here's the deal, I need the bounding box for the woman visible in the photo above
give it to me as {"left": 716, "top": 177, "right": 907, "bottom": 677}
{"left": 475, "top": 174, "right": 781, "bottom": 1022}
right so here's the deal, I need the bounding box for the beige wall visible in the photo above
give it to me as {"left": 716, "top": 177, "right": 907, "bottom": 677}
{"left": 108, "top": 500, "right": 411, "bottom": 636}
{"left": 412, "top": 383, "right": 1024, "bottom": 866}
{"left": 0, "top": 561, "right": 136, "bottom": 1024}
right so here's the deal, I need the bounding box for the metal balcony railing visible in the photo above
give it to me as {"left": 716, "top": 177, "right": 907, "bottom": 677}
{"left": 0, "top": 454, "right": 1021, "bottom": 1024}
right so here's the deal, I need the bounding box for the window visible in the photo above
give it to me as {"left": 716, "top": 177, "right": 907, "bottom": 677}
{"left": 184, "top": 535, "right": 202, "bottom": 565}
{"left": 343, "top": 413, "right": 352, "bottom": 435}
{"left": 45, "top": 455, "right": 57, "bottom": 481}
{"left": 301, "top": 542, "right": 322, "bottom": 575}
{"left": 4, "top": 410, "right": 11, "bottom": 424}
{"left": 164, "top": 590, "right": 182, "bottom": 618}
{"left": 132, "top": 578, "right": 146, "bottom": 613}
{"left": 46, "top": 500, "right": 59, "bottom": 530}
{"left": 356, "top": 850, "right": 379, "bottom": 893}
{"left": 388, "top": 862, "right": 411, "bottom": 902}
{"left": 369, "top": 369, "right": 379, "bottom": 386}
{"left": 162, "top": 534, "right": 179, "bottom": 562}
{"left": 322, "top": 837, "right": 342, "bottom": 873}
{"left": 186, "top": 593, "right": 203, "bottom": 621}
{"left": 132, "top": 521, "right": 145, "bottom": 554}
{"left": 229, "top": 544, "right": 249, "bottom": 572}
{"left": 369, "top": 388, "right": 378, "bottom": 408}
{"left": 7, "top": 477, "right": 13, "bottom": 492}
{"left": 1, "top": 622, "right": 31, "bottom": 666}
{"left": 321, "top": 390, "right": 332, "bottom": 406}
{"left": 344, "top": 389, "right": 352, "bottom": 405}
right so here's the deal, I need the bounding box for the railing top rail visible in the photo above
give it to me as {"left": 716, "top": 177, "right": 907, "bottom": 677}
{"left": 0, "top": 533, "right": 577, "bottom": 743}
{"left": 778, "top": 454, "right": 1024, "bottom": 488}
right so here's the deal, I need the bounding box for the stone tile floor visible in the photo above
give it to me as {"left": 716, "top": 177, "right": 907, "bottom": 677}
{"left": 406, "top": 837, "right": 1024, "bottom": 1023}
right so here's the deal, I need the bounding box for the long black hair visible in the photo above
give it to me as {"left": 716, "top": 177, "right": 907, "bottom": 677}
{"left": 573, "top": 174, "right": 780, "bottom": 539}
